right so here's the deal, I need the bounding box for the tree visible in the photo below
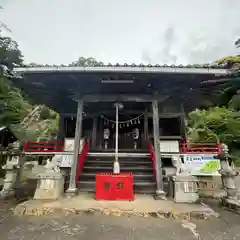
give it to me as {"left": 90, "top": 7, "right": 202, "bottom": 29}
{"left": 69, "top": 57, "right": 103, "bottom": 67}
{"left": 0, "top": 5, "right": 11, "bottom": 33}
{"left": 0, "top": 77, "right": 31, "bottom": 125}
{"left": 0, "top": 34, "right": 23, "bottom": 69}
{"left": 187, "top": 107, "right": 240, "bottom": 148}
{"left": 235, "top": 38, "right": 240, "bottom": 48}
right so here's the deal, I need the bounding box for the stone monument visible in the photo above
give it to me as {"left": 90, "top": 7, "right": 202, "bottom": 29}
{"left": 171, "top": 155, "right": 199, "bottom": 203}
{"left": 33, "top": 157, "right": 65, "bottom": 200}
{"left": 218, "top": 143, "right": 240, "bottom": 208}
{"left": 0, "top": 156, "right": 20, "bottom": 198}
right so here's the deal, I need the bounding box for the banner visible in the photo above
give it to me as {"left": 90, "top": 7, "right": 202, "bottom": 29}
{"left": 183, "top": 154, "right": 221, "bottom": 176}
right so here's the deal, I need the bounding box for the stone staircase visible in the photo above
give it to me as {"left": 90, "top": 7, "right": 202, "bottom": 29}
{"left": 78, "top": 153, "right": 156, "bottom": 194}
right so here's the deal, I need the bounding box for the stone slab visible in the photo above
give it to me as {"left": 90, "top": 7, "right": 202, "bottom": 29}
{"left": 14, "top": 193, "right": 219, "bottom": 220}
{"left": 33, "top": 177, "right": 64, "bottom": 200}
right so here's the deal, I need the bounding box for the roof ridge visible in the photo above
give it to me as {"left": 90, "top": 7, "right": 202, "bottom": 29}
{"left": 20, "top": 63, "right": 228, "bottom": 69}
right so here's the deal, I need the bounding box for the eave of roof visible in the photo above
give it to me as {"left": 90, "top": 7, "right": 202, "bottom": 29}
{"left": 13, "top": 64, "right": 230, "bottom": 75}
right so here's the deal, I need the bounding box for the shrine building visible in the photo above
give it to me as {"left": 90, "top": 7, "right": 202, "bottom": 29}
{"left": 13, "top": 64, "right": 229, "bottom": 197}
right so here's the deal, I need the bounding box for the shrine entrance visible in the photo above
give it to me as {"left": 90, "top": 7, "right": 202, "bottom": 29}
{"left": 96, "top": 112, "right": 146, "bottom": 151}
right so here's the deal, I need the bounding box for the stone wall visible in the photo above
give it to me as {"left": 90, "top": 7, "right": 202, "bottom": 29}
{"left": 197, "top": 176, "right": 225, "bottom": 199}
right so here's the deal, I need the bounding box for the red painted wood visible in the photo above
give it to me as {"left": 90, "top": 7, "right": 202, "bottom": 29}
{"left": 75, "top": 141, "right": 90, "bottom": 184}
{"left": 181, "top": 142, "right": 220, "bottom": 154}
{"left": 24, "top": 141, "right": 64, "bottom": 152}
{"left": 148, "top": 143, "right": 156, "bottom": 181}
{"left": 95, "top": 173, "right": 134, "bottom": 201}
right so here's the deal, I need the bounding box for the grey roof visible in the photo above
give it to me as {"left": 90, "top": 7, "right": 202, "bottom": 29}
{"left": 14, "top": 63, "right": 229, "bottom": 75}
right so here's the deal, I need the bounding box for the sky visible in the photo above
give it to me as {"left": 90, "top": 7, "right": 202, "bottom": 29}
{"left": 0, "top": 0, "right": 240, "bottom": 65}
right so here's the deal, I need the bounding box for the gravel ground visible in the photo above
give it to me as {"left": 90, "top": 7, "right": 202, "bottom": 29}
{"left": 0, "top": 200, "right": 239, "bottom": 240}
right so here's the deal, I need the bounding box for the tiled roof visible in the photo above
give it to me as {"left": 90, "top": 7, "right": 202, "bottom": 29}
{"left": 23, "top": 63, "right": 228, "bottom": 69}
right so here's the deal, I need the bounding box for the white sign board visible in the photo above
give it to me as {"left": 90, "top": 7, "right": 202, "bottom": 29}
{"left": 159, "top": 140, "right": 179, "bottom": 153}
{"left": 59, "top": 138, "right": 84, "bottom": 167}
{"left": 183, "top": 154, "right": 221, "bottom": 176}
{"left": 59, "top": 155, "right": 74, "bottom": 168}
{"left": 64, "top": 138, "right": 84, "bottom": 152}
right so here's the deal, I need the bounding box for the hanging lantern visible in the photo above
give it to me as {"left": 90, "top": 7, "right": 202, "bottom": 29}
{"left": 130, "top": 120, "right": 133, "bottom": 124}
{"left": 127, "top": 122, "right": 129, "bottom": 127}
{"left": 119, "top": 124, "right": 122, "bottom": 128}
{"left": 138, "top": 118, "right": 140, "bottom": 124}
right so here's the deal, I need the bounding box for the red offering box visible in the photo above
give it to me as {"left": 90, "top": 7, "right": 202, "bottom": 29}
{"left": 95, "top": 172, "right": 134, "bottom": 201}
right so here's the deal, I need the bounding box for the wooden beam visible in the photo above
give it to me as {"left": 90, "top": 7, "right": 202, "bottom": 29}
{"left": 91, "top": 116, "right": 98, "bottom": 148}
{"left": 82, "top": 94, "right": 168, "bottom": 102}
{"left": 63, "top": 111, "right": 184, "bottom": 118}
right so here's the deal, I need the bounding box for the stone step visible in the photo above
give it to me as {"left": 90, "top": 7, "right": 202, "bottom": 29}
{"left": 78, "top": 180, "right": 156, "bottom": 194}
{"left": 79, "top": 173, "right": 155, "bottom": 181}
{"left": 84, "top": 161, "right": 152, "bottom": 166}
{"left": 90, "top": 149, "right": 148, "bottom": 153}
{"left": 78, "top": 187, "right": 156, "bottom": 194}
{"left": 86, "top": 156, "right": 150, "bottom": 161}
{"left": 83, "top": 166, "right": 154, "bottom": 172}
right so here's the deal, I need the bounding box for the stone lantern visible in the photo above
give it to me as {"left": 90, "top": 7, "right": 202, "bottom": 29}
{"left": 0, "top": 141, "right": 24, "bottom": 198}
{"left": 217, "top": 143, "right": 240, "bottom": 206}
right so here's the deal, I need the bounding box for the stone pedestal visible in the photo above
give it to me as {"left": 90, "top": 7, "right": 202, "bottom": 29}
{"left": 0, "top": 158, "right": 20, "bottom": 198}
{"left": 34, "top": 172, "right": 65, "bottom": 200}
{"left": 173, "top": 175, "right": 199, "bottom": 203}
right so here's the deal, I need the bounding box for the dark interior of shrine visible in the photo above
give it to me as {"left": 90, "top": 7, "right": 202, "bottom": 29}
{"left": 64, "top": 114, "right": 182, "bottom": 150}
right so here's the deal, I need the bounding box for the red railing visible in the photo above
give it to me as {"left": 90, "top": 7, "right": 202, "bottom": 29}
{"left": 75, "top": 141, "right": 90, "bottom": 184}
{"left": 24, "top": 141, "right": 64, "bottom": 152}
{"left": 181, "top": 142, "right": 220, "bottom": 154}
{"left": 148, "top": 143, "right": 157, "bottom": 181}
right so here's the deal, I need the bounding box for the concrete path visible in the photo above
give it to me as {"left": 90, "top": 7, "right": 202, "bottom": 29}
{"left": 0, "top": 200, "right": 240, "bottom": 239}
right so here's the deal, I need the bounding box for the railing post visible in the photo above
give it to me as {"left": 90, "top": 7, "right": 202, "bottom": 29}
{"left": 65, "top": 99, "right": 84, "bottom": 197}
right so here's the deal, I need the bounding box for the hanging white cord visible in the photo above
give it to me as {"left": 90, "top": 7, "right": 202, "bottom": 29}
{"left": 101, "top": 113, "right": 144, "bottom": 124}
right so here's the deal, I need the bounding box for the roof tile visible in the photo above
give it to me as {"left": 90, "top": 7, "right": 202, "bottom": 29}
{"left": 22, "top": 63, "right": 228, "bottom": 69}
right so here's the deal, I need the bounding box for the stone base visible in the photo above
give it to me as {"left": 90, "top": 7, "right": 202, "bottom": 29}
{"left": 13, "top": 193, "right": 219, "bottom": 220}
{"left": 33, "top": 172, "right": 64, "bottom": 200}
{"left": 0, "top": 189, "right": 15, "bottom": 199}
{"left": 154, "top": 190, "right": 167, "bottom": 200}
{"left": 173, "top": 175, "right": 199, "bottom": 203}
{"left": 65, "top": 188, "right": 78, "bottom": 198}
{"left": 222, "top": 197, "right": 240, "bottom": 213}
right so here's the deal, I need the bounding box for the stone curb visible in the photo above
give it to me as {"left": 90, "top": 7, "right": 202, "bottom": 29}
{"left": 13, "top": 204, "right": 219, "bottom": 220}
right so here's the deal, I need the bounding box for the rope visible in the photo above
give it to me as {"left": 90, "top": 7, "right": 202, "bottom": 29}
{"left": 100, "top": 113, "right": 144, "bottom": 124}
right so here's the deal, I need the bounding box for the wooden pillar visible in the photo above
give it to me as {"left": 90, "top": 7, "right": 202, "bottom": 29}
{"left": 180, "top": 103, "right": 187, "bottom": 140}
{"left": 144, "top": 107, "right": 148, "bottom": 141}
{"left": 152, "top": 100, "right": 166, "bottom": 199}
{"left": 57, "top": 113, "right": 65, "bottom": 141}
{"left": 91, "top": 116, "right": 98, "bottom": 148}
{"left": 65, "top": 99, "right": 84, "bottom": 196}
{"left": 98, "top": 117, "right": 103, "bottom": 149}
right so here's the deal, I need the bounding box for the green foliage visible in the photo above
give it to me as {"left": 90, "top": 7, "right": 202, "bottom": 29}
{"left": 0, "top": 34, "right": 23, "bottom": 69}
{"left": 187, "top": 107, "right": 240, "bottom": 149}
{"left": 69, "top": 57, "right": 103, "bottom": 67}
{"left": 216, "top": 55, "right": 240, "bottom": 65}
{"left": 0, "top": 77, "right": 31, "bottom": 125}
{"left": 235, "top": 38, "right": 240, "bottom": 48}
{"left": 0, "top": 32, "right": 59, "bottom": 141}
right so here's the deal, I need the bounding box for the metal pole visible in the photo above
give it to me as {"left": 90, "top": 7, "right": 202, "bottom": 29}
{"left": 66, "top": 99, "right": 83, "bottom": 195}
{"left": 115, "top": 103, "right": 119, "bottom": 162}
{"left": 152, "top": 100, "right": 166, "bottom": 199}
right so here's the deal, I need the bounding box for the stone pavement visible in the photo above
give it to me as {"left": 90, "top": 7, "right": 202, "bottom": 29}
{"left": 0, "top": 200, "right": 240, "bottom": 239}
{"left": 14, "top": 193, "right": 218, "bottom": 219}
